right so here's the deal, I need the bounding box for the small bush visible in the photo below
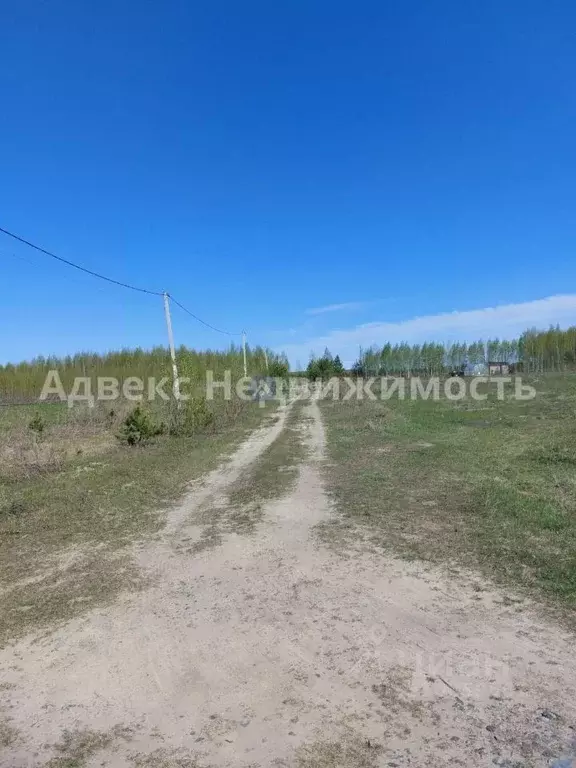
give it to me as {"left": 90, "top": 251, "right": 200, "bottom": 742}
{"left": 117, "top": 406, "right": 163, "bottom": 446}
{"left": 1, "top": 500, "right": 28, "bottom": 518}
{"left": 28, "top": 413, "right": 45, "bottom": 437}
{"left": 169, "top": 397, "right": 215, "bottom": 437}
{"left": 267, "top": 359, "right": 290, "bottom": 378}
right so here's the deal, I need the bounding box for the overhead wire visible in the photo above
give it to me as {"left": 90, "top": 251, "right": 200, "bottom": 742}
{"left": 1, "top": 225, "right": 242, "bottom": 335}
{"left": 168, "top": 295, "right": 242, "bottom": 336}
{"left": 0, "top": 226, "right": 163, "bottom": 296}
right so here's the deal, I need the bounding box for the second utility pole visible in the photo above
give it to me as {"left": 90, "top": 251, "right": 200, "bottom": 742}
{"left": 242, "top": 330, "right": 248, "bottom": 377}
{"left": 163, "top": 292, "right": 181, "bottom": 405}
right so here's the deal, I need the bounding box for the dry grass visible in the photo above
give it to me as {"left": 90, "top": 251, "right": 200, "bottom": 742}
{"left": 0, "top": 403, "right": 116, "bottom": 481}
{"left": 130, "top": 748, "right": 204, "bottom": 767}
{"left": 45, "top": 725, "right": 133, "bottom": 768}
{"left": 0, "top": 399, "right": 277, "bottom": 646}
{"left": 319, "top": 375, "right": 576, "bottom": 616}
{"left": 295, "top": 732, "right": 383, "bottom": 768}
{"left": 0, "top": 717, "right": 19, "bottom": 748}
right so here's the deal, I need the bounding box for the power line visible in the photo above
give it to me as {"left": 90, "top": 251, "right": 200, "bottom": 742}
{"left": 169, "top": 295, "right": 242, "bottom": 336}
{"left": 1, "top": 224, "right": 242, "bottom": 337}
{"left": 0, "top": 225, "right": 163, "bottom": 296}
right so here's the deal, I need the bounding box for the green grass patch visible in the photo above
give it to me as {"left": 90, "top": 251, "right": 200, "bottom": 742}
{"left": 319, "top": 374, "right": 576, "bottom": 613}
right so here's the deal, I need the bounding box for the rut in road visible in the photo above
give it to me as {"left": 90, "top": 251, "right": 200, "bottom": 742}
{"left": 1, "top": 397, "right": 576, "bottom": 767}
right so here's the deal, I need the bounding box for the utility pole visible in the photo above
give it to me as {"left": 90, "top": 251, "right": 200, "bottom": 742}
{"left": 163, "top": 292, "right": 181, "bottom": 405}
{"left": 263, "top": 348, "right": 269, "bottom": 373}
{"left": 242, "top": 330, "right": 248, "bottom": 378}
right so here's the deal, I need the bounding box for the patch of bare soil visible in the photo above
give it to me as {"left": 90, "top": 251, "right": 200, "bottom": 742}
{"left": 1, "top": 398, "right": 576, "bottom": 767}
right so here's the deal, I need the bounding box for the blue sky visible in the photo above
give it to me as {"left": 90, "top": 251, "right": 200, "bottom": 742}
{"left": 1, "top": 0, "right": 575, "bottom": 368}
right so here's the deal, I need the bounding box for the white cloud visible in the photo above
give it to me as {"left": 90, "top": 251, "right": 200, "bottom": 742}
{"left": 280, "top": 294, "right": 576, "bottom": 367}
{"left": 305, "top": 301, "right": 365, "bottom": 315}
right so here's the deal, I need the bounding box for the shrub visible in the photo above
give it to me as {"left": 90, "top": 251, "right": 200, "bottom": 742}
{"left": 268, "top": 359, "right": 289, "bottom": 377}
{"left": 117, "top": 406, "right": 163, "bottom": 446}
{"left": 306, "top": 348, "right": 346, "bottom": 380}
{"left": 169, "top": 397, "right": 215, "bottom": 437}
{"left": 28, "top": 412, "right": 45, "bottom": 437}
{"left": 1, "top": 500, "right": 27, "bottom": 518}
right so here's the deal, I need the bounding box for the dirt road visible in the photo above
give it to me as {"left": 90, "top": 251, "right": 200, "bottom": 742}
{"left": 2, "top": 398, "right": 576, "bottom": 767}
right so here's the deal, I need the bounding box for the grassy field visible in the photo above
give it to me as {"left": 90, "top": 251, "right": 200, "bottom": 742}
{"left": 0, "top": 396, "right": 277, "bottom": 646}
{"left": 319, "top": 375, "right": 576, "bottom": 616}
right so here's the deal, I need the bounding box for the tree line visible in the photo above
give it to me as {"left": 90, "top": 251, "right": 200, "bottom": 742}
{"left": 307, "top": 326, "right": 576, "bottom": 377}
{"left": 0, "top": 345, "right": 289, "bottom": 400}
{"left": 3, "top": 324, "right": 576, "bottom": 399}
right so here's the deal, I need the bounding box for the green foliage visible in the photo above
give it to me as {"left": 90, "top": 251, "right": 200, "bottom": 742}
{"left": 117, "top": 406, "right": 163, "bottom": 446}
{"left": 267, "top": 358, "right": 290, "bottom": 377}
{"left": 333, "top": 355, "right": 344, "bottom": 374}
{"left": 353, "top": 326, "right": 576, "bottom": 375}
{"left": 306, "top": 350, "right": 346, "bottom": 380}
{"left": 1, "top": 500, "right": 28, "bottom": 518}
{"left": 28, "top": 412, "right": 45, "bottom": 436}
{"left": 169, "top": 397, "right": 215, "bottom": 436}
{"left": 351, "top": 360, "right": 364, "bottom": 377}
{"left": 0, "top": 344, "right": 289, "bottom": 401}
{"left": 520, "top": 325, "right": 576, "bottom": 372}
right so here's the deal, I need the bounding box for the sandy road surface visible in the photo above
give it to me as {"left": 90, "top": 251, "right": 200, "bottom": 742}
{"left": 1, "top": 398, "right": 576, "bottom": 767}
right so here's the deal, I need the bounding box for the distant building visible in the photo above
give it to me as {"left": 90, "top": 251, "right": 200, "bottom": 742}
{"left": 463, "top": 362, "right": 488, "bottom": 376}
{"left": 488, "top": 362, "right": 510, "bottom": 376}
